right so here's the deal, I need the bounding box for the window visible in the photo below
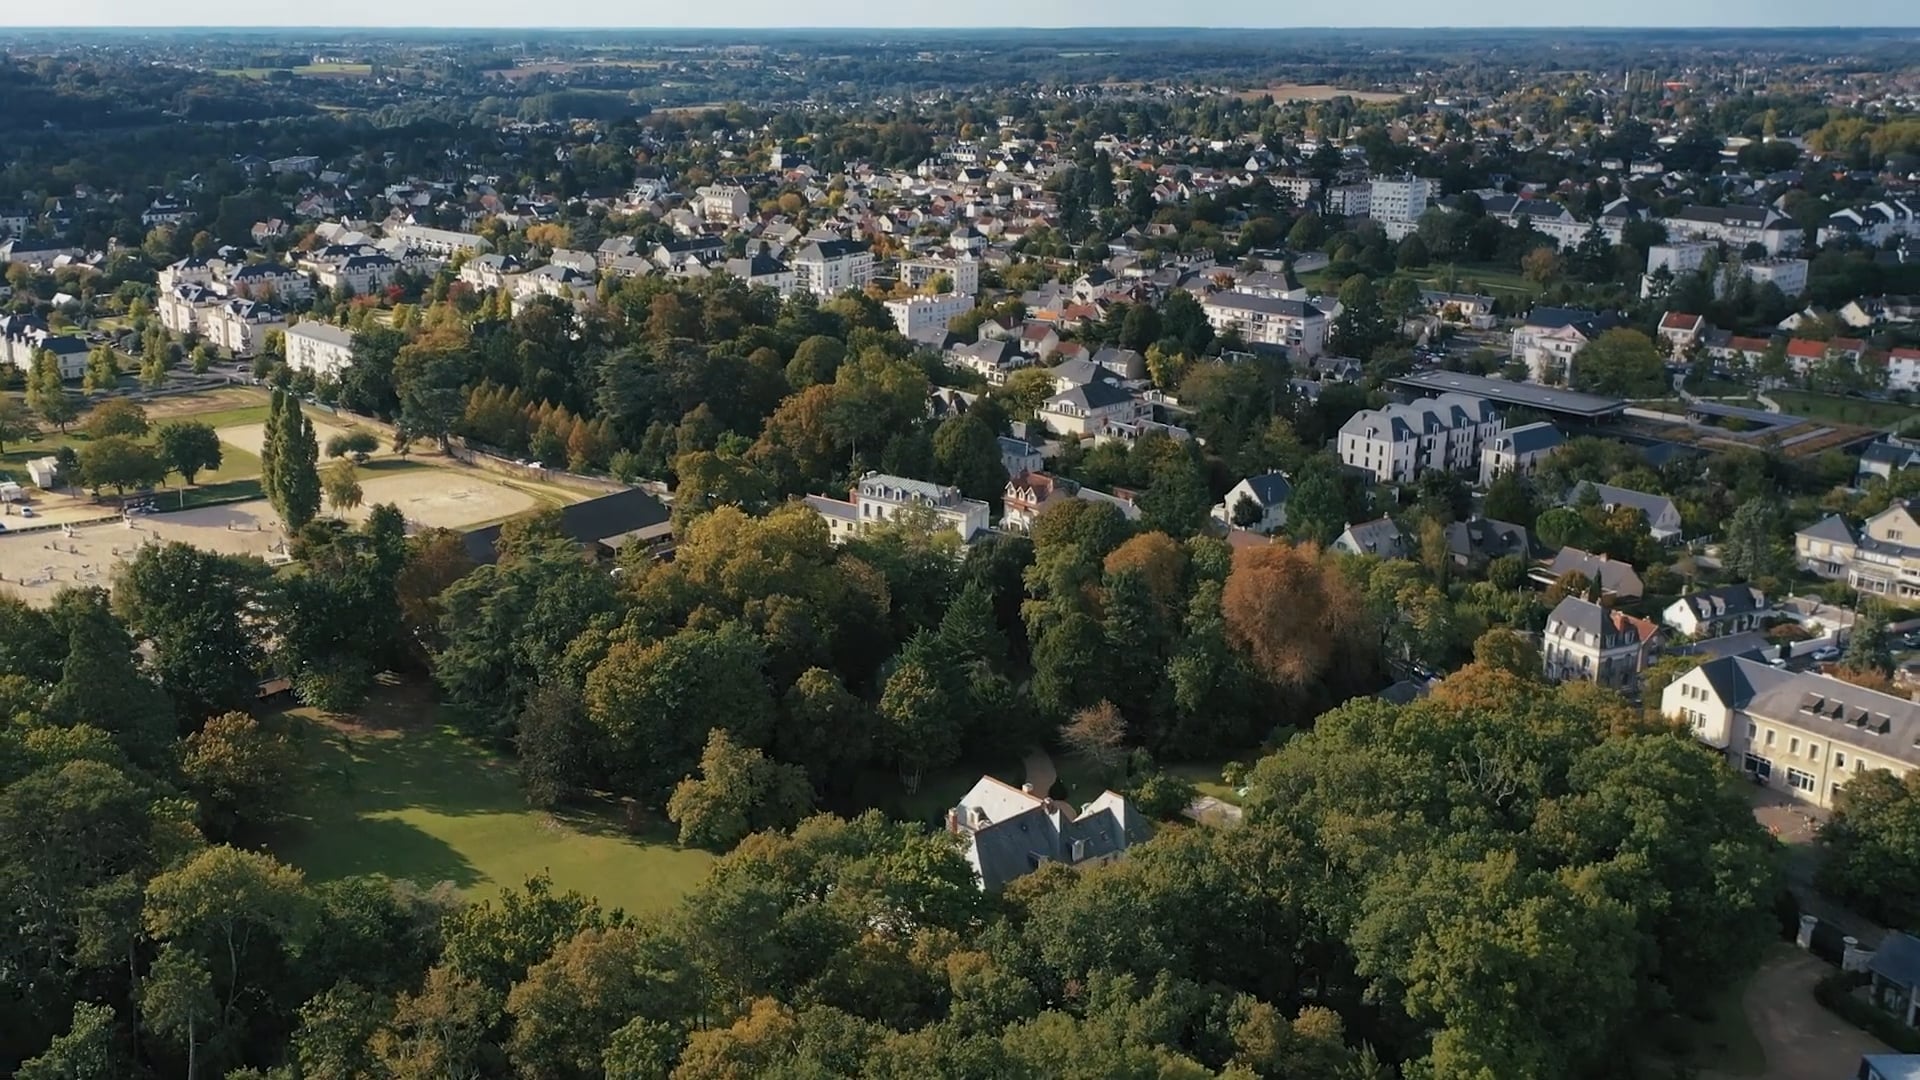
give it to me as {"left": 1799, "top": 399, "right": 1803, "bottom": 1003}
{"left": 1748, "top": 721, "right": 1758, "bottom": 739}
{"left": 1835, "top": 752, "right": 1847, "bottom": 769}
{"left": 1787, "top": 768, "right": 1817, "bottom": 793}
{"left": 1764, "top": 729, "right": 1776, "bottom": 747}
{"left": 1809, "top": 744, "right": 1820, "bottom": 761}
{"left": 1789, "top": 737, "right": 1800, "bottom": 755}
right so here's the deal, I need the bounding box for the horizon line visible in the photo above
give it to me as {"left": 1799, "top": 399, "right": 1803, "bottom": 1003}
{"left": 4, "top": 23, "right": 1920, "bottom": 31}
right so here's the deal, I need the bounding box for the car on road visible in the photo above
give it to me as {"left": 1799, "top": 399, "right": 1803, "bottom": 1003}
{"left": 1811, "top": 646, "right": 1842, "bottom": 662}
{"left": 18, "top": 506, "right": 34, "bottom": 518}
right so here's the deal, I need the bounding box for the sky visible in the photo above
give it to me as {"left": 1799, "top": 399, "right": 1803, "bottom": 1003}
{"left": 6, "top": 0, "right": 1920, "bottom": 28}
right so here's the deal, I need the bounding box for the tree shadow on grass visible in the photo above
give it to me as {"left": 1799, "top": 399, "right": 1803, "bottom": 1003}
{"left": 270, "top": 813, "right": 485, "bottom": 892}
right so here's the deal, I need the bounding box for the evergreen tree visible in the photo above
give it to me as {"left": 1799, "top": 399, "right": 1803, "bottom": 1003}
{"left": 259, "top": 390, "right": 285, "bottom": 509}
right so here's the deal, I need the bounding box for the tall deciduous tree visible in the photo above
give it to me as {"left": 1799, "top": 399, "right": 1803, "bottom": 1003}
{"left": 181, "top": 712, "right": 301, "bottom": 840}
{"left": 113, "top": 542, "right": 270, "bottom": 718}
{"left": 1221, "top": 541, "right": 1363, "bottom": 689}
{"left": 27, "top": 350, "right": 77, "bottom": 432}
{"left": 667, "top": 729, "right": 813, "bottom": 849}
{"left": 155, "top": 420, "right": 223, "bottom": 485}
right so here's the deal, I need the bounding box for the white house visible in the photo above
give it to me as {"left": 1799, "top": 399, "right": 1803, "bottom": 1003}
{"left": 200, "top": 298, "right": 286, "bottom": 357}
{"left": 0, "top": 314, "right": 88, "bottom": 379}
{"left": 1038, "top": 381, "right": 1149, "bottom": 438}
{"left": 1661, "top": 657, "right": 1920, "bottom": 810}
{"left": 694, "top": 183, "right": 751, "bottom": 225}
{"left": 945, "top": 776, "right": 1147, "bottom": 890}
{"left": 1510, "top": 307, "right": 1621, "bottom": 384}
{"left": 1542, "top": 596, "right": 1657, "bottom": 689}
{"left": 722, "top": 253, "right": 797, "bottom": 296}
{"left": 886, "top": 292, "right": 974, "bottom": 339}
{"left": 1567, "top": 481, "right": 1684, "bottom": 543}
{"left": 1663, "top": 586, "right": 1769, "bottom": 639}
{"left": 1201, "top": 292, "right": 1329, "bottom": 357}
{"left": 1338, "top": 392, "right": 1502, "bottom": 483}
{"left": 1213, "top": 472, "right": 1291, "bottom": 533}
{"left": 284, "top": 321, "right": 357, "bottom": 380}
{"left": 803, "top": 472, "right": 990, "bottom": 544}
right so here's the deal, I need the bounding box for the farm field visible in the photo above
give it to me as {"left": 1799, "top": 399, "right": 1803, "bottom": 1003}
{"left": 269, "top": 679, "right": 715, "bottom": 915}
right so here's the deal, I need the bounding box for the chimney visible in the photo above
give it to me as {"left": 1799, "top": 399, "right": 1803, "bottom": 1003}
{"left": 1022, "top": 782, "right": 1035, "bottom": 795}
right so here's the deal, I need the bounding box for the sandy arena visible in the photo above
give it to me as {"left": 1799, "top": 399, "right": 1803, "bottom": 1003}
{"left": 216, "top": 419, "right": 380, "bottom": 460}
{"left": 0, "top": 471, "right": 538, "bottom": 607}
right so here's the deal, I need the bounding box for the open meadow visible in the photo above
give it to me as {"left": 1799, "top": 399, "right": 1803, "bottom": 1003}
{"left": 267, "top": 679, "right": 716, "bottom": 915}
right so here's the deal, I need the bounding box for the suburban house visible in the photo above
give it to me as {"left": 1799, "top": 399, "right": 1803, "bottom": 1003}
{"left": 998, "top": 437, "right": 1044, "bottom": 478}
{"left": 948, "top": 339, "right": 1029, "bottom": 385}
{"left": 694, "top": 183, "right": 751, "bottom": 225}
{"left": 790, "top": 239, "right": 873, "bottom": 298}
{"left": 1510, "top": 307, "right": 1623, "bottom": 384}
{"left": 1444, "top": 517, "right": 1532, "bottom": 571}
{"left": 284, "top": 321, "right": 357, "bottom": 379}
{"left": 1003, "top": 470, "right": 1140, "bottom": 531}
{"left": 1038, "top": 380, "right": 1149, "bottom": 438}
{"left": 1797, "top": 503, "right": 1920, "bottom": 599}
{"left": 1859, "top": 436, "right": 1920, "bottom": 483}
{"left": 1478, "top": 421, "right": 1564, "bottom": 487}
{"left": 946, "top": 776, "right": 1148, "bottom": 891}
{"left": 1568, "top": 481, "right": 1684, "bottom": 543}
{"left": 1657, "top": 311, "right": 1707, "bottom": 357}
{"left": 1537, "top": 546, "right": 1645, "bottom": 600}
{"left": 1200, "top": 291, "right": 1329, "bottom": 357}
{"left": 1333, "top": 517, "right": 1406, "bottom": 558}
{"left": 804, "top": 472, "right": 990, "bottom": 544}
{"left": 1663, "top": 586, "right": 1770, "bottom": 639}
{"left": 1542, "top": 596, "right": 1657, "bottom": 688}
{"left": 1660, "top": 656, "right": 1920, "bottom": 809}
{"left": 1213, "top": 471, "right": 1291, "bottom": 534}
{"left": 1339, "top": 393, "right": 1502, "bottom": 483}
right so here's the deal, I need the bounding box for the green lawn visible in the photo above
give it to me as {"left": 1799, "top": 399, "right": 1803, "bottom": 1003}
{"left": 1300, "top": 260, "right": 1542, "bottom": 300}
{"left": 1768, "top": 390, "right": 1920, "bottom": 430}
{"left": 1167, "top": 762, "right": 1245, "bottom": 806}
{"left": 267, "top": 679, "right": 715, "bottom": 915}
{"left": 1646, "top": 950, "right": 1769, "bottom": 1076}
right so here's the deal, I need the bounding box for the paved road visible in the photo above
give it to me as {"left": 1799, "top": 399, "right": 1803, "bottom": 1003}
{"left": 1709, "top": 949, "right": 1889, "bottom": 1080}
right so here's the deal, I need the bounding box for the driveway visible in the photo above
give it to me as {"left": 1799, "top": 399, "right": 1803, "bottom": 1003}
{"left": 1711, "top": 948, "right": 1889, "bottom": 1080}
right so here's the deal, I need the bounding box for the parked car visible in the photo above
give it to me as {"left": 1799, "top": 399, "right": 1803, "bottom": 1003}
{"left": 1811, "top": 646, "right": 1842, "bottom": 662}
{"left": 18, "top": 506, "right": 34, "bottom": 518}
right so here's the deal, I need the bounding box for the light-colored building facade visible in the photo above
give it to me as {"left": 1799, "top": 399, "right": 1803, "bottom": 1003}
{"left": 1477, "top": 421, "right": 1564, "bottom": 487}
{"left": 1338, "top": 393, "right": 1502, "bottom": 483}
{"left": 284, "top": 321, "right": 357, "bottom": 380}
{"left": 694, "top": 184, "right": 751, "bottom": 225}
{"left": 1662, "top": 657, "right": 1920, "bottom": 810}
{"left": 383, "top": 223, "right": 491, "bottom": 257}
{"left": 791, "top": 239, "right": 873, "bottom": 298}
{"left": 901, "top": 255, "right": 980, "bottom": 297}
{"left": 886, "top": 292, "right": 974, "bottom": 338}
{"left": 1368, "top": 175, "right": 1432, "bottom": 224}
{"left": 1201, "top": 292, "right": 1329, "bottom": 357}
{"left": 200, "top": 298, "right": 286, "bottom": 357}
{"left": 946, "top": 776, "right": 1146, "bottom": 890}
{"left": 1797, "top": 502, "right": 1920, "bottom": 600}
{"left": 804, "top": 472, "right": 990, "bottom": 544}
{"left": 1542, "top": 596, "right": 1656, "bottom": 689}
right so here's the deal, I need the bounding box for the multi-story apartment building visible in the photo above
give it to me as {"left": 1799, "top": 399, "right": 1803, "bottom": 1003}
{"left": 901, "top": 255, "right": 980, "bottom": 297}
{"left": 1324, "top": 184, "right": 1371, "bottom": 218}
{"left": 226, "top": 262, "right": 312, "bottom": 304}
{"left": 1542, "top": 596, "right": 1657, "bottom": 689}
{"left": 284, "top": 321, "right": 357, "bottom": 380}
{"left": 791, "top": 239, "right": 873, "bottom": 298}
{"left": 1661, "top": 204, "right": 1800, "bottom": 256}
{"left": 885, "top": 292, "right": 974, "bottom": 339}
{"left": 1482, "top": 195, "right": 1617, "bottom": 249}
{"left": 383, "top": 222, "right": 492, "bottom": 258}
{"left": 694, "top": 184, "right": 751, "bottom": 225}
{"left": 1477, "top": 420, "right": 1564, "bottom": 487}
{"left": 1338, "top": 392, "right": 1502, "bottom": 483}
{"left": 1744, "top": 257, "right": 1809, "bottom": 298}
{"left": 804, "top": 472, "right": 990, "bottom": 544}
{"left": 1368, "top": 175, "right": 1432, "bottom": 224}
{"left": 1888, "top": 348, "right": 1920, "bottom": 394}
{"left": 0, "top": 314, "right": 87, "bottom": 378}
{"left": 1200, "top": 292, "right": 1329, "bottom": 357}
{"left": 1267, "top": 175, "right": 1319, "bottom": 205}
{"left": 159, "top": 282, "right": 219, "bottom": 336}
{"left": 1797, "top": 502, "right": 1920, "bottom": 600}
{"left": 1662, "top": 657, "right": 1920, "bottom": 810}
{"left": 200, "top": 298, "right": 287, "bottom": 357}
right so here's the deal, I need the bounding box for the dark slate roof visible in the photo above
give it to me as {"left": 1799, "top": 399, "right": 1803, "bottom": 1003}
{"left": 1796, "top": 514, "right": 1857, "bottom": 546}
{"left": 1546, "top": 547, "right": 1644, "bottom": 597}
{"left": 1871, "top": 933, "right": 1920, "bottom": 991}
{"left": 1243, "top": 472, "right": 1292, "bottom": 506}
{"left": 461, "top": 488, "right": 670, "bottom": 565}
{"left": 1446, "top": 517, "right": 1531, "bottom": 562}
{"left": 1049, "top": 380, "right": 1135, "bottom": 411}
{"left": 1671, "top": 630, "right": 1773, "bottom": 663}
{"left": 1341, "top": 517, "right": 1404, "bottom": 555}
{"left": 1674, "top": 585, "right": 1767, "bottom": 622}
{"left": 1547, "top": 595, "right": 1610, "bottom": 637}
{"left": 1490, "top": 421, "right": 1564, "bottom": 456}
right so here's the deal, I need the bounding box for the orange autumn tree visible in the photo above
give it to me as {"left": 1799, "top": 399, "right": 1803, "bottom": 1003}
{"left": 1221, "top": 541, "right": 1367, "bottom": 688}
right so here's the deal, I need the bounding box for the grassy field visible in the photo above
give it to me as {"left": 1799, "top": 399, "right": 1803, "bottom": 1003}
{"left": 268, "top": 678, "right": 715, "bottom": 915}
{"left": 1768, "top": 390, "right": 1920, "bottom": 430}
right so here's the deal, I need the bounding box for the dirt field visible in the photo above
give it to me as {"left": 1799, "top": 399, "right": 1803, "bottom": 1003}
{"left": 142, "top": 387, "right": 262, "bottom": 418}
{"left": 337, "top": 470, "right": 538, "bottom": 530}
{"left": 1239, "top": 83, "right": 1403, "bottom": 103}
{"left": 218, "top": 419, "right": 377, "bottom": 461}
{"left": 0, "top": 503, "right": 288, "bottom": 607}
